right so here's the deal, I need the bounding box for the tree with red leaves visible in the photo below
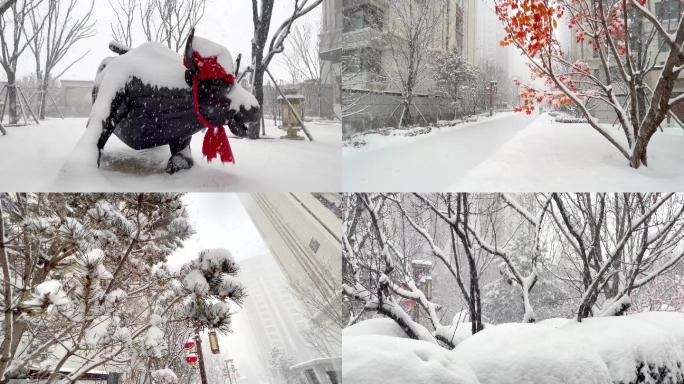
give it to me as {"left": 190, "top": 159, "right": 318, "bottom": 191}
{"left": 495, "top": 0, "right": 684, "bottom": 168}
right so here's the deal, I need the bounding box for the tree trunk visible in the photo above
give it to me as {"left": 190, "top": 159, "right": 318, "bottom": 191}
{"left": 6, "top": 72, "right": 18, "bottom": 124}
{"left": 39, "top": 75, "right": 49, "bottom": 120}
{"left": 248, "top": 61, "right": 265, "bottom": 139}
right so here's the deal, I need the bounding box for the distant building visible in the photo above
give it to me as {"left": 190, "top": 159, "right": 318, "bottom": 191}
{"left": 324, "top": 0, "right": 479, "bottom": 132}
{"left": 291, "top": 357, "right": 341, "bottom": 384}
{"left": 59, "top": 80, "right": 94, "bottom": 117}
{"left": 320, "top": 0, "right": 344, "bottom": 118}
{"left": 239, "top": 193, "right": 342, "bottom": 302}
{"left": 564, "top": 0, "right": 683, "bottom": 122}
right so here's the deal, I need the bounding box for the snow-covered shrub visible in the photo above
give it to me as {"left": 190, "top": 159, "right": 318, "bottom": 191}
{"left": 344, "top": 334, "right": 480, "bottom": 384}
{"left": 452, "top": 323, "right": 612, "bottom": 384}
{"left": 561, "top": 316, "right": 684, "bottom": 384}
{"left": 630, "top": 312, "right": 684, "bottom": 351}
{"left": 343, "top": 318, "right": 411, "bottom": 339}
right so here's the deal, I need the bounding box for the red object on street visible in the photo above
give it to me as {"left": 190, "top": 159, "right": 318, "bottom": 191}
{"left": 186, "top": 355, "right": 198, "bottom": 364}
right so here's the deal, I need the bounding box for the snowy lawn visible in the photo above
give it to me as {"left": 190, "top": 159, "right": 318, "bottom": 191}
{"left": 0, "top": 117, "right": 341, "bottom": 191}
{"left": 453, "top": 113, "right": 684, "bottom": 191}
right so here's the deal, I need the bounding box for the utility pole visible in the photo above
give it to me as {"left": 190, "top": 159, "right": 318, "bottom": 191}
{"left": 489, "top": 81, "right": 498, "bottom": 117}
{"left": 195, "top": 331, "right": 209, "bottom": 384}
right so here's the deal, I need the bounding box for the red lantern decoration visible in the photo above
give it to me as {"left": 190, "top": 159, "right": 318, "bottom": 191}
{"left": 185, "top": 355, "right": 198, "bottom": 364}
{"left": 184, "top": 341, "right": 195, "bottom": 349}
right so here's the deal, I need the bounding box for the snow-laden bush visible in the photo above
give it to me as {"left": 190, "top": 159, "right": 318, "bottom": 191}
{"left": 344, "top": 335, "right": 480, "bottom": 384}
{"left": 343, "top": 318, "right": 411, "bottom": 339}
{"left": 561, "top": 316, "right": 684, "bottom": 384}
{"left": 631, "top": 312, "right": 684, "bottom": 351}
{"left": 452, "top": 323, "right": 612, "bottom": 384}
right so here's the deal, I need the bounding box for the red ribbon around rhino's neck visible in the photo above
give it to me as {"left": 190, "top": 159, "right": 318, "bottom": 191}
{"left": 184, "top": 52, "right": 236, "bottom": 164}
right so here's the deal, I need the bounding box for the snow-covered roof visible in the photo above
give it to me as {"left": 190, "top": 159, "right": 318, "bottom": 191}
{"left": 289, "top": 356, "right": 341, "bottom": 370}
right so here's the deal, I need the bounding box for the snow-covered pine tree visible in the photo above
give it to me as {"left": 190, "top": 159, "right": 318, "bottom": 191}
{"left": 0, "top": 193, "right": 193, "bottom": 383}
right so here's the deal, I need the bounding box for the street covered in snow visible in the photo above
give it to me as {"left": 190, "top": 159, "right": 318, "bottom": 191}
{"left": 342, "top": 193, "right": 684, "bottom": 384}
{"left": 343, "top": 112, "right": 684, "bottom": 191}
{"left": 0, "top": 118, "right": 341, "bottom": 191}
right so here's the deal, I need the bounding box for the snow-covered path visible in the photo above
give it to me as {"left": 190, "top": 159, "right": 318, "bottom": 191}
{"left": 0, "top": 118, "right": 341, "bottom": 191}
{"left": 343, "top": 112, "right": 535, "bottom": 191}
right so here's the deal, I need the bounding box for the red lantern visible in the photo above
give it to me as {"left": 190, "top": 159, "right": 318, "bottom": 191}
{"left": 184, "top": 341, "right": 195, "bottom": 349}
{"left": 185, "top": 355, "right": 198, "bottom": 364}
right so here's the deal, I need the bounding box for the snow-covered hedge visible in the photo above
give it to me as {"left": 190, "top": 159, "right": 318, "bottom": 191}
{"left": 452, "top": 323, "right": 612, "bottom": 384}
{"left": 343, "top": 335, "right": 479, "bottom": 384}
{"left": 345, "top": 312, "right": 684, "bottom": 384}
{"left": 561, "top": 316, "right": 684, "bottom": 384}
{"left": 343, "top": 318, "right": 411, "bottom": 339}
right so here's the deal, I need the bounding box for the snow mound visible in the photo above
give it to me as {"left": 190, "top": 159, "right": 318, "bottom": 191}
{"left": 343, "top": 318, "right": 410, "bottom": 339}
{"left": 537, "top": 317, "right": 572, "bottom": 329}
{"left": 630, "top": 311, "right": 684, "bottom": 349}
{"left": 343, "top": 335, "right": 479, "bottom": 384}
{"left": 561, "top": 316, "right": 684, "bottom": 384}
{"left": 452, "top": 323, "right": 611, "bottom": 384}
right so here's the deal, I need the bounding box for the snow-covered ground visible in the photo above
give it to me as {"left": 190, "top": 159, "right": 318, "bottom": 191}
{"left": 0, "top": 117, "right": 340, "bottom": 191}
{"left": 343, "top": 112, "right": 684, "bottom": 191}
{"left": 454, "top": 114, "right": 684, "bottom": 191}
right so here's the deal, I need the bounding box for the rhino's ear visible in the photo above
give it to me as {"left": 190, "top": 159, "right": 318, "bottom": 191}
{"left": 184, "top": 27, "right": 198, "bottom": 75}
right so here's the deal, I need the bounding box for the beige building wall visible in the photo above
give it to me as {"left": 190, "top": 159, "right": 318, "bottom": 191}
{"left": 239, "top": 193, "right": 341, "bottom": 302}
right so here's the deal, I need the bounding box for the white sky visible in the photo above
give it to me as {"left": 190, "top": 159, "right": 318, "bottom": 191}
{"left": 165, "top": 193, "right": 279, "bottom": 383}
{"left": 7, "top": 0, "right": 321, "bottom": 83}
{"left": 166, "top": 193, "right": 268, "bottom": 270}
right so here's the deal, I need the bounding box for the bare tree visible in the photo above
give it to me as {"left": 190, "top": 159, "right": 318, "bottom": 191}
{"left": 549, "top": 193, "right": 684, "bottom": 321}
{"left": 25, "top": 0, "right": 95, "bottom": 120}
{"left": 108, "top": 0, "right": 137, "bottom": 48}
{"left": 384, "top": 0, "right": 439, "bottom": 127}
{"left": 0, "top": 0, "right": 17, "bottom": 16}
{"left": 137, "top": 0, "right": 205, "bottom": 52}
{"left": 0, "top": 0, "right": 43, "bottom": 124}
{"left": 248, "top": 0, "right": 323, "bottom": 138}
{"left": 280, "top": 20, "right": 329, "bottom": 117}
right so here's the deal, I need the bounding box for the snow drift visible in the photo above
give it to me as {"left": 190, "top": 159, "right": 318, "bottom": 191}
{"left": 452, "top": 322, "right": 612, "bottom": 384}
{"left": 343, "top": 334, "right": 479, "bottom": 384}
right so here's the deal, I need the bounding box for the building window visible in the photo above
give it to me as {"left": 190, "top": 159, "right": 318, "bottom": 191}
{"left": 305, "top": 369, "right": 322, "bottom": 384}
{"left": 342, "top": 48, "right": 382, "bottom": 75}
{"left": 343, "top": 4, "right": 384, "bottom": 32}
{"left": 326, "top": 370, "right": 339, "bottom": 384}
{"left": 656, "top": 0, "right": 681, "bottom": 21}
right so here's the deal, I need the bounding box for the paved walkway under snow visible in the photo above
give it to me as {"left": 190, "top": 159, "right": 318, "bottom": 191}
{"left": 343, "top": 113, "right": 535, "bottom": 191}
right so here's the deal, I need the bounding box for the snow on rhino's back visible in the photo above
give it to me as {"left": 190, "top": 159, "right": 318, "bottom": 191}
{"left": 343, "top": 334, "right": 479, "bottom": 384}
{"left": 452, "top": 323, "right": 611, "bottom": 384}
